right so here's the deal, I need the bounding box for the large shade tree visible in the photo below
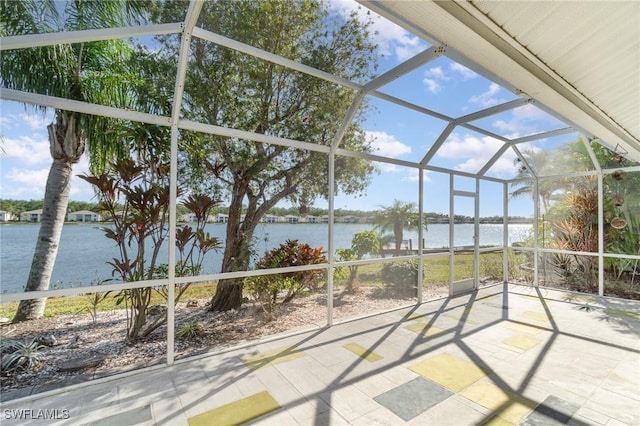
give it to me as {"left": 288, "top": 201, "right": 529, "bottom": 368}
{"left": 155, "top": 0, "right": 379, "bottom": 311}
{"left": 0, "top": 0, "right": 146, "bottom": 321}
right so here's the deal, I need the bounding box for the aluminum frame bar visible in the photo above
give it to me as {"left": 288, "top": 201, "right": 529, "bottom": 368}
{"left": 0, "top": 23, "right": 183, "bottom": 51}
{"left": 511, "top": 127, "right": 575, "bottom": 144}
{"left": 421, "top": 122, "right": 456, "bottom": 165}
{"left": 0, "top": 88, "right": 171, "bottom": 126}
{"left": 165, "top": 0, "right": 204, "bottom": 365}
{"left": 456, "top": 98, "right": 529, "bottom": 124}
{"left": 362, "top": 45, "right": 445, "bottom": 92}
{"left": 191, "top": 27, "right": 361, "bottom": 91}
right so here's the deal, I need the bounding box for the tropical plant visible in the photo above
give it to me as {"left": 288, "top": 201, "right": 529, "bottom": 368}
{"left": 149, "top": 0, "right": 379, "bottom": 311}
{"left": 335, "top": 230, "right": 380, "bottom": 291}
{"left": 176, "top": 321, "right": 204, "bottom": 339}
{"left": 1, "top": 339, "right": 45, "bottom": 374}
{"left": 510, "top": 149, "right": 560, "bottom": 215}
{"left": 1, "top": 0, "right": 147, "bottom": 321}
{"left": 79, "top": 132, "right": 222, "bottom": 340}
{"left": 548, "top": 179, "right": 599, "bottom": 292}
{"left": 249, "top": 239, "right": 327, "bottom": 305}
{"left": 372, "top": 200, "right": 423, "bottom": 256}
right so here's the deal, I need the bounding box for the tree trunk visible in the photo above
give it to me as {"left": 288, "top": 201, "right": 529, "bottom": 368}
{"left": 14, "top": 112, "right": 84, "bottom": 322}
{"left": 210, "top": 179, "right": 254, "bottom": 311}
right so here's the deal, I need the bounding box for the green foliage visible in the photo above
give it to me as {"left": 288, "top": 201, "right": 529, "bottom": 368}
{"left": 252, "top": 239, "right": 327, "bottom": 303}
{"left": 335, "top": 230, "right": 381, "bottom": 291}
{"left": 380, "top": 260, "right": 418, "bottom": 292}
{"left": 1, "top": 339, "right": 45, "bottom": 374}
{"left": 79, "top": 132, "right": 221, "bottom": 340}
{"left": 176, "top": 321, "right": 204, "bottom": 339}
{"left": 244, "top": 275, "right": 301, "bottom": 319}
{"left": 372, "top": 200, "right": 424, "bottom": 255}
{"left": 151, "top": 0, "right": 379, "bottom": 311}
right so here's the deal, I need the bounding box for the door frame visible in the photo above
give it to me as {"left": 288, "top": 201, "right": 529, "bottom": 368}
{"left": 449, "top": 178, "right": 480, "bottom": 296}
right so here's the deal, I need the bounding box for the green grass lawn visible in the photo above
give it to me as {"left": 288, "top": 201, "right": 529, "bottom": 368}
{"left": 0, "top": 253, "right": 512, "bottom": 321}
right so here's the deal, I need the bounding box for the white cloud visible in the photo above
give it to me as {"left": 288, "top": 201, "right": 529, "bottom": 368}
{"left": 450, "top": 63, "right": 478, "bottom": 80}
{"left": 405, "top": 168, "right": 432, "bottom": 183}
{"left": 492, "top": 104, "right": 565, "bottom": 139}
{"left": 2, "top": 135, "right": 51, "bottom": 165}
{"left": 437, "top": 132, "right": 518, "bottom": 175}
{"left": 469, "top": 83, "right": 506, "bottom": 108}
{"left": 423, "top": 78, "right": 442, "bottom": 94}
{"left": 366, "top": 130, "right": 411, "bottom": 158}
{"left": 5, "top": 167, "right": 49, "bottom": 191}
{"left": 422, "top": 67, "right": 450, "bottom": 93}
{"left": 329, "top": 0, "right": 427, "bottom": 62}
{"left": 1, "top": 155, "right": 96, "bottom": 201}
{"left": 423, "top": 66, "right": 447, "bottom": 80}
{"left": 422, "top": 66, "right": 452, "bottom": 94}
{"left": 19, "top": 113, "right": 50, "bottom": 130}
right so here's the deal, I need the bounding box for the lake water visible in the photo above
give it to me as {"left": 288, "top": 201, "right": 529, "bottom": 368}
{"left": 0, "top": 222, "right": 532, "bottom": 294}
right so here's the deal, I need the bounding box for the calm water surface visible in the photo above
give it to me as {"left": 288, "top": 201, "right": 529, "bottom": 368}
{"left": 0, "top": 223, "right": 531, "bottom": 294}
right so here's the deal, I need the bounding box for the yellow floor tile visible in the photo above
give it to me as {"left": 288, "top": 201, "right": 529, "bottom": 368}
{"left": 482, "top": 415, "right": 516, "bottom": 426}
{"left": 499, "top": 335, "right": 541, "bottom": 353}
{"left": 506, "top": 322, "right": 544, "bottom": 335}
{"left": 343, "top": 343, "right": 383, "bottom": 362}
{"left": 404, "top": 322, "right": 445, "bottom": 337}
{"left": 188, "top": 391, "right": 280, "bottom": 426}
{"left": 521, "top": 311, "right": 550, "bottom": 322}
{"left": 605, "top": 308, "right": 640, "bottom": 320}
{"left": 408, "top": 352, "right": 490, "bottom": 392}
{"left": 242, "top": 346, "right": 304, "bottom": 370}
{"left": 459, "top": 381, "right": 536, "bottom": 424}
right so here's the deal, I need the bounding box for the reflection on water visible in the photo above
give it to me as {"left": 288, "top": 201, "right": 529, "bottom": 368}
{"left": 0, "top": 223, "right": 531, "bottom": 293}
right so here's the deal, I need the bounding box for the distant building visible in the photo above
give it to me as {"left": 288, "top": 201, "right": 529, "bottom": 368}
{"left": 304, "top": 215, "right": 319, "bottom": 223}
{"left": 0, "top": 211, "right": 16, "bottom": 222}
{"left": 284, "top": 215, "right": 299, "bottom": 224}
{"left": 20, "top": 209, "right": 43, "bottom": 222}
{"left": 68, "top": 210, "right": 101, "bottom": 222}
{"left": 179, "top": 213, "right": 196, "bottom": 222}
{"left": 263, "top": 214, "right": 279, "bottom": 223}
{"left": 215, "top": 213, "right": 229, "bottom": 223}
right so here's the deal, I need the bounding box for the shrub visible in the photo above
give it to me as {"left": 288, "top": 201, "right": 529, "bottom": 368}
{"left": 1, "top": 339, "right": 45, "bottom": 374}
{"left": 380, "top": 260, "right": 418, "bottom": 292}
{"left": 176, "top": 321, "right": 203, "bottom": 339}
{"left": 244, "top": 275, "right": 300, "bottom": 319}
{"left": 254, "top": 239, "right": 327, "bottom": 302}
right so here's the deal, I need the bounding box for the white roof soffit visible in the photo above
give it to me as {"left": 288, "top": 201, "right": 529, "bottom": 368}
{"left": 360, "top": 0, "right": 640, "bottom": 162}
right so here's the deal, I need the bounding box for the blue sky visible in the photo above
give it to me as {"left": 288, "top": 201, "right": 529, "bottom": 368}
{"left": 0, "top": 0, "right": 578, "bottom": 217}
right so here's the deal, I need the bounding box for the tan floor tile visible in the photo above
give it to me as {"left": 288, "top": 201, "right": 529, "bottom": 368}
{"left": 408, "top": 352, "right": 490, "bottom": 392}
{"left": 499, "top": 335, "right": 542, "bottom": 353}
{"left": 459, "top": 380, "right": 536, "bottom": 424}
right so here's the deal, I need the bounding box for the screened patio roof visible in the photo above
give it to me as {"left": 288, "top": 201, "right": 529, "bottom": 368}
{"left": 361, "top": 0, "right": 640, "bottom": 163}
{"left": 2, "top": 0, "right": 639, "bottom": 178}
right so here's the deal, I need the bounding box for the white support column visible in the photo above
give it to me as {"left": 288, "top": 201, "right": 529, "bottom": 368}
{"left": 533, "top": 179, "right": 539, "bottom": 287}
{"left": 474, "top": 178, "right": 480, "bottom": 289}
{"left": 165, "top": 0, "right": 203, "bottom": 366}
{"left": 503, "top": 182, "right": 509, "bottom": 283}
{"left": 598, "top": 173, "right": 604, "bottom": 296}
{"left": 327, "top": 150, "right": 335, "bottom": 326}
{"left": 449, "top": 174, "right": 454, "bottom": 296}
{"left": 418, "top": 168, "right": 424, "bottom": 303}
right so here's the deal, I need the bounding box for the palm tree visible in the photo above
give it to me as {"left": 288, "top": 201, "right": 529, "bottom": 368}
{"left": 1, "top": 1, "right": 146, "bottom": 321}
{"left": 510, "top": 149, "right": 559, "bottom": 215}
{"left": 372, "top": 199, "right": 422, "bottom": 256}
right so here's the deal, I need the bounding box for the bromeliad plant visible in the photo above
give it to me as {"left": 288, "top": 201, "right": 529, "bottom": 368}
{"left": 79, "top": 134, "right": 221, "bottom": 340}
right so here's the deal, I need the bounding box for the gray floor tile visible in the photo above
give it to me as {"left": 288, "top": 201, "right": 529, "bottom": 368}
{"left": 373, "top": 377, "right": 453, "bottom": 421}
